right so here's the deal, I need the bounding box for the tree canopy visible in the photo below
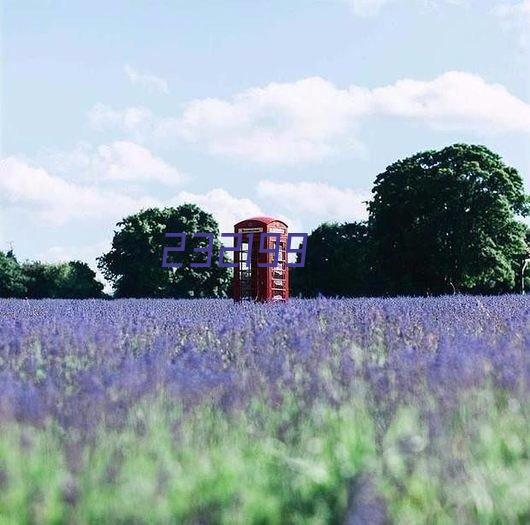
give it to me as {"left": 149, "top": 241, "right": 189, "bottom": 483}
{"left": 23, "top": 261, "right": 104, "bottom": 299}
{"left": 0, "top": 253, "right": 104, "bottom": 299}
{"left": 368, "top": 144, "right": 529, "bottom": 295}
{"left": 98, "top": 204, "right": 230, "bottom": 298}
{"left": 0, "top": 251, "right": 27, "bottom": 298}
{"left": 292, "top": 222, "right": 372, "bottom": 297}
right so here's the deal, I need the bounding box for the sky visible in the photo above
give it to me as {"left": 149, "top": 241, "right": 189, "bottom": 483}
{"left": 1, "top": 0, "right": 530, "bottom": 285}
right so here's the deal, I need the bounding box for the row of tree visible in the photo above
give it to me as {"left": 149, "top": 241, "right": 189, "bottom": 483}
{"left": 1, "top": 144, "right": 528, "bottom": 298}
{"left": 295, "top": 144, "right": 529, "bottom": 296}
{"left": 0, "top": 253, "right": 104, "bottom": 298}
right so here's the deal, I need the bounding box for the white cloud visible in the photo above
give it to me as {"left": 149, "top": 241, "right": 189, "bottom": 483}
{"left": 0, "top": 156, "right": 271, "bottom": 237}
{"left": 0, "top": 157, "right": 159, "bottom": 225}
{"left": 170, "top": 188, "right": 265, "bottom": 234}
{"left": 90, "top": 72, "right": 530, "bottom": 165}
{"left": 370, "top": 71, "right": 530, "bottom": 132}
{"left": 42, "top": 141, "right": 184, "bottom": 186}
{"left": 90, "top": 77, "right": 369, "bottom": 163}
{"left": 170, "top": 187, "right": 303, "bottom": 236}
{"left": 179, "top": 72, "right": 530, "bottom": 163}
{"left": 94, "top": 141, "right": 183, "bottom": 184}
{"left": 257, "top": 181, "right": 369, "bottom": 224}
{"left": 176, "top": 77, "right": 370, "bottom": 163}
{"left": 124, "top": 65, "right": 169, "bottom": 94}
{"left": 493, "top": 1, "right": 530, "bottom": 48}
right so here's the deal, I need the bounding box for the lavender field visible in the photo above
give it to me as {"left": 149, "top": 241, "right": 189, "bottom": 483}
{"left": 0, "top": 297, "right": 529, "bottom": 524}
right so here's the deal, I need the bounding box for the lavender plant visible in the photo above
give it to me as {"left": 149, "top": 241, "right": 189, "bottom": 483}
{"left": 0, "top": 297, "right": 528, "bottom": 523}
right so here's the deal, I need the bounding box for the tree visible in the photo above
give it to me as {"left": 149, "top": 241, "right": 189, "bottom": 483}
{"left": 23, "top": 261, "right": 104, "bottom": 298}
{"left": 57, "top": 261, "right": 105, "bottom": 298}
{"left": 0, "top": 250, "right": 27, "bottom": 297}
{"left": 98, "top": 205, "right": 230, "bottom": 298}
{"left": 521, "top": 226, "right": 530, "bottom": 294}
{"left": 291, "top": 222, "right": 372, "bottom": 297}
{"left": 23, "top": 262, "right": 62, "bottom": 298}
{"left": 368, "top": 144, "right": 529, "bottom": 295}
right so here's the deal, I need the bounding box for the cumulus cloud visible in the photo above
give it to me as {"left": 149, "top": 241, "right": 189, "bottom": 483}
{"left": 124, "top": 65, "right": 169, "bottom": 94}
{"left": 178, "top": 72, "right": 530, "bottom": 163}
{"left": 0, "top": 157, "right": 159, "bottom": 225}
{"left": 170, "top": 188, "right": 265, "bottom": 234}
{"left": 257, "top": 181, "right": 369, "bottom": 224}
{"left": 42, "top": 141, "right": 184, "bottom": 186}
{"left": 0, "top": 156, "right": 269, "bottom": 235}
{"left": 90, "top": 71, "right": 530, "bottom": 165}
{"left": 89, "top": 78, "right": 369, "bottom": 163}
{"left": 370, "top": 71, "right": 530, "bottom": 132}
{"left": 176, "top": 77, "right": 370, "bottom": 163}
{"left": 21, "top": 156, "right": 348, "bottom": 234}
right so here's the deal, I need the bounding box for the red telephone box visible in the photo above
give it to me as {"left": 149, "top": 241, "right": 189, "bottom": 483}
{"left": 232, "top": 217, "right": 289, "bottom": 302}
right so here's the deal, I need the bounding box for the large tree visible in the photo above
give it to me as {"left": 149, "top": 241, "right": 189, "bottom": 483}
{"left": 368, "top": 144, "right": 529, "bottom": 295}
{"left": 0, "top": 250, "right": 27, "bottom": 297}
{"left": 98, "top": 205, "right": 230, "bottom": 298}
{"left": 292, "top": 222, "right": 372, "bottom": 297}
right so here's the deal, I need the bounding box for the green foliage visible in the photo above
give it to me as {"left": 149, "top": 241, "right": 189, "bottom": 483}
{"left": 23, "top": 261, "right": 104, "bottom": 299}
{"left": 0, "top": 428, "right": 65, "bottom": 523}
{"left": 1, "top": 251, "right": 104, "bottom": 299}
{"left": 0, "top": 396, "right": 528, "bottom": 523}
{"left": 0, "top": 401, "right": 375, "bottom": 524}
{"left": 98, "top": 204, "right": 230, "bottom": 298}
{"left": 58, "top": 261, "right": 105, "bottom": 299}
{"left": 0, "top": 250, "right": 27, "bottom": 298}
{"left": 292, "top": 222, "right": 372, "bottom": 297}
{"left": 368, "top": 144, "right": 529, "bottom": 295}
{"left": 379, "top": 399, "right": 530, "bottom": 524}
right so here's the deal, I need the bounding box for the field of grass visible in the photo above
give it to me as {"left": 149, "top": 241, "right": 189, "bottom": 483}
{"left": 0, "top": 297, "right": 528, "bottom": 524}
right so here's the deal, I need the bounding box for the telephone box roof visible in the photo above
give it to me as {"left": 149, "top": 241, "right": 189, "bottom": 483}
{"left": 234, "top": 216, "right": 288, "bottom": 228}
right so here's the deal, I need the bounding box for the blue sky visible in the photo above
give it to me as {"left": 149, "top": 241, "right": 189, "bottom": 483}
{"left": 1, "top": 0, "right": 530, "bottom": 283}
